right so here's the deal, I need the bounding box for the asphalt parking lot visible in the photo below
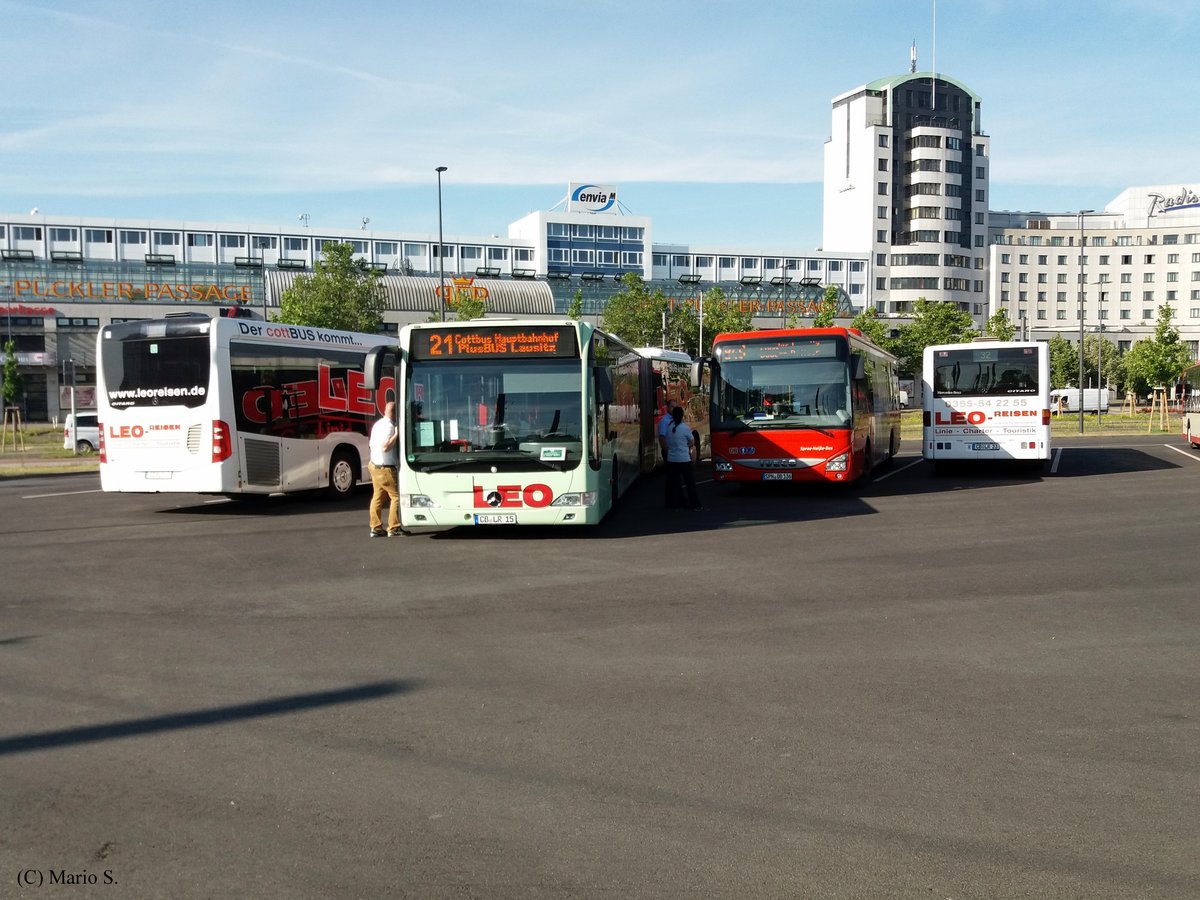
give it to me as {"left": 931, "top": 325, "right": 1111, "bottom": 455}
{"left": 2, "top": 435, "right": 1198, "bottom": 899}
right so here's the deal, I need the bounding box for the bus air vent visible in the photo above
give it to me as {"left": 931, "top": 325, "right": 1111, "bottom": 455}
{"left": 187, "top": 424, "right": 203, "bottom": 455}
{"left": 243, "top": 439, "right": 282, "bottom": 486}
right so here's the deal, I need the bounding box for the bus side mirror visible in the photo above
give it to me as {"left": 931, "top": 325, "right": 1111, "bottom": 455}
{"left": 690, "top": 360, "right": 706, "bottom": 388}
{"left": 593, "top": 366, "right": 614, "bottom": 405}
{"left": 363, "top": 345, "right": 394, "bottom": 389}
{"left": 851, "top": 354, "right": 866, "bottom": 381}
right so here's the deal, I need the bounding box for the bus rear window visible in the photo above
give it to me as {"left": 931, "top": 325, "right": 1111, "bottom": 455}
{"left": 102, "top": 334, "right": 211, "bottom": 409}
{"left": 931, "top": 347, "right": 1039, "bottom": 397}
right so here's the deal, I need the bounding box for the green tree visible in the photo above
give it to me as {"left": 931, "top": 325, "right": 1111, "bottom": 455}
{"left": 849, "top": 305, "right": 892, "bottom": 350}
{"left": 1047, "top": 334, "right": 1078, "bottom": 389}
{"left": 811, "top": 285, "right": 840, "bottom": 327}
{"left": 567, "top": 289, "right": 583, "bottom": 320}
{"left": 1084, "top": 331, "right": 1125, "bottom": 392}
{"left": 2, "top": 340, "right": 23, "bottom": 408}
{"left": 1123, "top": 304, "right": 1195, "bottom": 395}
{"left": 600, "top": 273, "right": 681, "bottom": 348}
{"left": 674, "top": 286, "right": 755, "bottom": 357}
{"left": 986, "top": 308, "right": 1017, "bottom": 340}
{"left": 277, "top": 241, "right": 385, "bottom": 332}
{"left": 450, "top": 288, "right": 486, "bottom": 321}
{"left": 891, "top": 297, "right": 978, "bottom": 377}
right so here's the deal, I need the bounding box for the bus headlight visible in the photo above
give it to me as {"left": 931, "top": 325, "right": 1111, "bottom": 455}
{"left": 402, "top": 494, "right": 436, "bottom": 508}
{"left": 825, "top": 451, "right": 849, "bottom": 473}
{"left": 713, "top": 455, "right": 733, "bottom": 473}
{"left": 551, "top": 492, "right": 597, "bottom": 507}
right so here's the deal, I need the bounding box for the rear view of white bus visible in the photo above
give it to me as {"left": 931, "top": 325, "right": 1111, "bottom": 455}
{"left": 922, "top": 340, "right": 1051, "bottom": 469}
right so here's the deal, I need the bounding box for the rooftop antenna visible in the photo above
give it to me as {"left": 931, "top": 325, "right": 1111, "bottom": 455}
{"left": 910, "top": 40, "right": 917, "bottom": 74}
{"left": 360, "top": 217, "right": 370, "bottom": 230}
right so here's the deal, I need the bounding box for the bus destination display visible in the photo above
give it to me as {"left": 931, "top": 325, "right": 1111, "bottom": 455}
{"left": 716, "top": 338, "right": 841, "bottom": 363}
{"left": 411, "top": 326, "right": 578, "bottom": 361}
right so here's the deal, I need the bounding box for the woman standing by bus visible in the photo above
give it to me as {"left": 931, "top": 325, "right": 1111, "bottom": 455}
{"left": 664, "top": 405, "right": 701, "bottom": 510}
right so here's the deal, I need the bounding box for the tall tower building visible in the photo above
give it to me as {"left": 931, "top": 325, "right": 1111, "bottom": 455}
{"left": 823, "top": 72, "right": 990, "bottom": 324}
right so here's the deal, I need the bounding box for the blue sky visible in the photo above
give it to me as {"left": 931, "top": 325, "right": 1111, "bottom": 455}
{"left": 3, "top": 0, "right": 1198, "bottom": 252}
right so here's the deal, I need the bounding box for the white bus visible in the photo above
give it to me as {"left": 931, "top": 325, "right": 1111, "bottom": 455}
{"left": 361, "top": 318, "right": 647, "bottom": 529}
{"left": 922, "top": 340, "right": 1051, "bottom": 470}
{"left": 97, "top": 313, "right": 395, "bottom": 497}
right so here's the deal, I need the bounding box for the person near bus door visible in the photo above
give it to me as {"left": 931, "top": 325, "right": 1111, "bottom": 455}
{"left": 656, "top": 398, "right": 679, "bottom": 465}
{"left": 664, "top": 405, "right": 701, "bottom": 510}
{"left": 368, "top": 401, "right": 401, "bottom": 537}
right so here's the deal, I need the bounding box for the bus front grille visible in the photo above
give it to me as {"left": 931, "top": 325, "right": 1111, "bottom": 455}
{"left": 243, "top": 438, "right": 281, "bottom": 486}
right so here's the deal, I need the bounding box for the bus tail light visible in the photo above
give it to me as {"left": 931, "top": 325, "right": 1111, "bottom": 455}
{"left": 98, "top": 424, "right": 106, "bottom": 463}
{"left": 1041, "top": 408, "right": 1051, "bottom": 425}
{"left": 826, "top": 451, "right": 849, "bottom": 473}
{"left": 212, "top": 420, "right": 233, "bottom": 462}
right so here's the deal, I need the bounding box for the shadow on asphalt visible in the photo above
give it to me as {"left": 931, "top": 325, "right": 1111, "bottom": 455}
{"left": 0, "top": 680, "right": 413, "bottom": 757}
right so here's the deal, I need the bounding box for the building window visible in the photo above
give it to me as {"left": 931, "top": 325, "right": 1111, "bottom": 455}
{"left": 548, "top": 248, "right": 569, "bottom": 263}
{"left": 460, "top": 246, "right": 482, "bottom": 260}
{"left": 515, "top": 249, "right": 533, "bottom": 262}
{"left": 851, "top": 261, "right": 864, "bottom": 272}
{"left": 433, "top": 244, "right": 455, "bottom": 259}
{"left": 621, "top": 251, "right": 642, "bottom": 266}
{"left": 878, "top": 182, "right": 887, "bottom": 195}
{"left": 719, "top": 257, "right": 735, "bottom": 269}
{"left": 119, "top": 230, "right": 146, "bottom": 244}
{"left": 1145, "top": 254, "right": 1155, "bottom": 264}
{"left": 486, "top": 247, "right": 508, "bottom": 261}
{"left": 672, "top": 255, "right": 690, "bottom": 267}
{"left": 1120, "top": 273, "right": 1132, "bottom": 283}
{"left": 13, "top": 225, "right": 42, "bottom": 240}
{"left": 878, "top": 134, "right": 889, "bottom": 148}
{"left": 49, "top": 227, "right": 78, "bottom": 242}
{"left": 695, "top": 256, "right": 713, "bottom": 267}
{"left": 1144, "top": 273, "right": 1155, "bottom": 283}
{"left": 1120, "top": 291, "right": 1131, "bottom": 302}
{"left": 153, "top": 231, "right": 180, "bottom": 246}
{"left": 741, "top": 258, "right": 759, "bottom": 270}
{"left": 188, "top": 233, "right": 213, "bottom": 248}
{"left": 878, "top": 158, "right": 888, "bottom": 171}
{"left": 975, "top": 190, "right": 985, "bottom": 202}
{"left": 597, "top": 250, "right": 619, "bottom": 265}
{"left": 374, "top": 241, "right": 397, "bottom": 256}
{"left": 877, "top": 230, "right": 887, "bottom": 242}
{"left": 622, "top": 227, "right": 644, "bottom": 241}
{"left": 403, "top": 242, "right": 425, "bottom": 256}
{"left": 572, "top": 249, "right": 593, "bottom": 265}
{"left": 571, "top": 225, "right": 593, "bottom": 239}
{"left": 877, "top": 206, "right": 887, "bottom": 219}
{"left": 217, "top": 234, "right": 245, "bottom": 250}
{"left": 547, "top": 223, "right": 568, "bottom": 237}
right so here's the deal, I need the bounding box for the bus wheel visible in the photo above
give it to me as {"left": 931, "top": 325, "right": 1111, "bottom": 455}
{"left": 327, "top": 450, "right": 358, "bottom": 499}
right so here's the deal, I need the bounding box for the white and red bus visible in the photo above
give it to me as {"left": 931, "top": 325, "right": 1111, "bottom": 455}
{"left": 706, "top": 327, "right": 901, "bottom": 484}
{"left": 97, "top": 313, "right": 395, "bottom": 497}
{"left": 1181, "top": 361, "right": 1200, "bottom": 449}
{"left": 922, "top": 340, "right": 1051, "bottom": 469}
{"left": 361, "top": 318, "right": 649, "bottom": 529}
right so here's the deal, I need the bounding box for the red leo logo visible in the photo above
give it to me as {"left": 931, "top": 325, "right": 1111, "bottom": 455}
{"left": 472, "top": 483, "right": 554, "bottom": 508}
{"left": 934, "top": 410, "right": 987, "bottom": 425}
{"left": 108, "top": 424, "right": 145, "bottom": 438}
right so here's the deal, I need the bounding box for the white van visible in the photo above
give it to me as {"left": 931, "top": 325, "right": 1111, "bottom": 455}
{"left": 1050, "top": 388, "right": 1109, "bottom": 414}
{"left": 63, "top": 412, "right": 100, "bottom": 454}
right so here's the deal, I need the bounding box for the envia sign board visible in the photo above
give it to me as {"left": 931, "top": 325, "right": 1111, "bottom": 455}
{"left": 567, "top": 182, "right": 618, "bottom": 214}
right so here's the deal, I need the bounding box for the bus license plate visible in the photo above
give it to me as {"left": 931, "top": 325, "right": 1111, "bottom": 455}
{"left": 971, "top": 442, "right": 1000, "bottom": 451}
{"left": 474, "top": 514, "right": 517, "bottom": 525}
{"left": 762, "top": 472, "right": 793, "bottom": 481}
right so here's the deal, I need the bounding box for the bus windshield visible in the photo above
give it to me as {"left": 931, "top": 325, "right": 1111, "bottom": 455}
{"left": 713, "top": 336, "right": 850, "bottom": 429}
{"left": 407, "top": 358, "right": 583, "bottom": 472}
{"left": 931, "top": 346, "right": 1040, "bottom": 397}
{"left": 100, "top": 320, "right": 211, "bottom": 410}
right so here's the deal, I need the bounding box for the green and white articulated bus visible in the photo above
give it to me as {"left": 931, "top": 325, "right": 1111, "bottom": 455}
{"left": 362, "top": 318, "right": 660, "bottom": 530}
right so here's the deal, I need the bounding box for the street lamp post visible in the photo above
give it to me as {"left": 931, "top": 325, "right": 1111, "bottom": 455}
{"left": 1077, "top": 210, "right": 1094, "bottom": 434}
{"left": 435, "top": 166, "right": 448, "bottom": 322}
{"left": 1096, "top": 284, "right": 1106, "bottom": 428}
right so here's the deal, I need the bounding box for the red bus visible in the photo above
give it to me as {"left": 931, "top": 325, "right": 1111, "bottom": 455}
{"left": 706, "top": 327, "right": 901, "bottom": 484}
